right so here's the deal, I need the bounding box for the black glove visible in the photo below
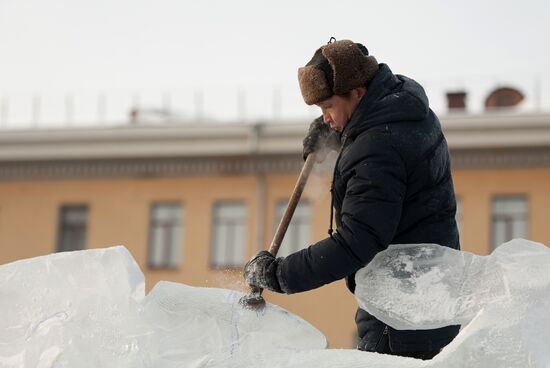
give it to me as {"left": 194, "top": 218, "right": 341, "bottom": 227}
{"left": 302, "top": 116, "right": 342, "bottom": 161}
{"left": 243, "top": 251, "right": 284, "bottom": 293}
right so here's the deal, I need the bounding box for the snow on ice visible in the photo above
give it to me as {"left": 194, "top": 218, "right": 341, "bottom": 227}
{"left": 1, "top": 239, "right": 550, "bottom": 367}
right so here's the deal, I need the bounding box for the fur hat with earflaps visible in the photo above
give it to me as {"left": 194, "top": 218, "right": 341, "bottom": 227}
{"left": 298, "top": 38, "right": 379, "bottom": 105}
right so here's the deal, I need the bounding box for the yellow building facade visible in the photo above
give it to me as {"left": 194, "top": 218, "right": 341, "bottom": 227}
{"left": 1, "top": 112, "right": 550, "bottom": 348}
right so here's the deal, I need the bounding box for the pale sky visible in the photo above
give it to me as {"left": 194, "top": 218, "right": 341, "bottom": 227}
{"left": 0, "top": 0, "right": 549, "bottom": 127}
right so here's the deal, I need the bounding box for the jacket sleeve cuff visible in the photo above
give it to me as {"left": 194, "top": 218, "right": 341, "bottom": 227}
{"left": 275, "top": 258, "right": 294, "bottom": 294}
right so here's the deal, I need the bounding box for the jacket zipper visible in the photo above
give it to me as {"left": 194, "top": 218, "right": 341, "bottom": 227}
{"left": 327, "top": 135, "right": 348, "bottom": 238}
{"left": 375, "top": 325, "right": 389, "bottom": 352}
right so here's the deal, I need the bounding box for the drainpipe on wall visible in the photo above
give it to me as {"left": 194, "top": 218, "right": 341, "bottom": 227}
{"left": 255, "top": 174, "right": 267, "bottom": 253}
{"left": 250, "top": 122, "right": 267, "bottom": 253}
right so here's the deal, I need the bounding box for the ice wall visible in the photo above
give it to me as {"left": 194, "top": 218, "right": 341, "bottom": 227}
{"left": 0, "top": 246, "right": 325, "bottom": 368}
{"left": 139, "top": 281, "right": 327, "bottom": 367}
{"left": 0, "top": 246, "right": 145, "bottom": 367}
{"left": 1, "top": 239, "right": 550, "bottom": 367}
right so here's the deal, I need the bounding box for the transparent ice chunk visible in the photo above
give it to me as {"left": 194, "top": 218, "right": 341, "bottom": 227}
{"left": 354, "top": 239, "right": 550, "bottom": 368}
{"left": 0, "top": 246, "right": 325, "bottom": 368}
{"left": 2, "top": 240, "right": 550, "bottom": 367}
{"left": 354, "top": 243, "right": 509, "bottom": 329}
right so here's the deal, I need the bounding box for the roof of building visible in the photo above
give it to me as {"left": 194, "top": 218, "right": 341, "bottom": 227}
{"left": 1, "top": 112, "right": 550, "bottom": 180}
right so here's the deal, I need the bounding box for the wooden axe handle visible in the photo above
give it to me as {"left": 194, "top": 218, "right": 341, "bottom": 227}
{"left": 268, "top": 152, "right": 316, "bottom": 256}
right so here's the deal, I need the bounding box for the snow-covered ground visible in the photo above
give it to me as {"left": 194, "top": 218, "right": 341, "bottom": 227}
{"left": 1, "top": 239, "right": 549, "bottom": 367}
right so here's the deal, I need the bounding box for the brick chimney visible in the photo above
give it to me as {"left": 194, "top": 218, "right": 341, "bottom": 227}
{"left": 446, "top": 91, "right": 467, "bottom": 112}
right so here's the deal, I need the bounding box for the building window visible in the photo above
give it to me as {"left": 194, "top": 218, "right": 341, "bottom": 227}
{"left": 491, "top": 196, "right": 528, "bottom": 250}
{"left": 211, "top": 202, "right": 247, "bottom": 268}
{"left": 148, "top": 203, "right": 183, "bottom": 269}
{"left": 274, "top": 200, "right": 311, "bottom": 257}
{"left": 56, "top": 205, "right": 88, "bottom": 252}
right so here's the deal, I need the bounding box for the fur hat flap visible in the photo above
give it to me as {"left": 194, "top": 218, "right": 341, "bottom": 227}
{"left": 298, "top": 65, "right": 334, "bottom": 105}
{"left": 322, "top": 40, "right": 379, "bottom": 95}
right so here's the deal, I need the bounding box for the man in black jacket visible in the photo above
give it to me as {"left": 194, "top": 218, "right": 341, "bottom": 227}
{"left": 243, "top": 39, "right": 460, "bottom": 359}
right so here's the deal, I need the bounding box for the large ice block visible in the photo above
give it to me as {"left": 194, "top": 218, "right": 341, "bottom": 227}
{"left": 2, "top": 240, "right": 550, "bottom": 367}
{"left": 354, "top": 243, "right": 509, "bottom": 329}
{"left": 0, "top": 246, "right": 146, "bottom": 367}
{"left": 0, "top": 246, "right": 325, "bottom": 368}
{"left": 140, "top": 281, "right": 326, "bottom": 367}
{"left": 354, "top": 239, "right": 550, "bottom": 368}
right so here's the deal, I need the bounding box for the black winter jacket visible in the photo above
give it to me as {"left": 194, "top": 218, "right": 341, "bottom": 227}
{"left": 278, "top": 64, "right": 460, "bottom": 352}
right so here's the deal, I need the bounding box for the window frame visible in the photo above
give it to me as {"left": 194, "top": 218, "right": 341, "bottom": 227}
{"left": 274, "top": 198, "right": 312, "bottom": 257}
{"left": 490, "top": 195, "right": 529, "bottom": 250}
{"left": 210, "top": 200, "right": 248, "bottom": 269}
{"left": 147, "top": 201, "right": 183, "bottom": 270}
{"left": 56, "top": 204, "right": 89, "bottom": 253}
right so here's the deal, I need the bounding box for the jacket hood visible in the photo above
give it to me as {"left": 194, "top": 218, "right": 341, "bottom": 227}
{"left": 342, "top": 64, "right": 429, "bottom": 140}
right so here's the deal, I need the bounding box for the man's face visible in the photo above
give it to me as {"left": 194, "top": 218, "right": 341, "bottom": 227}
{"left": 316, "top": 90, "right": 364, "bottom": 133}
